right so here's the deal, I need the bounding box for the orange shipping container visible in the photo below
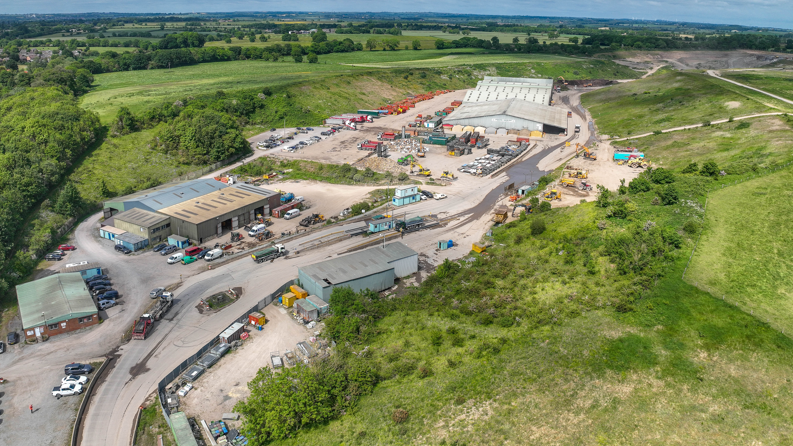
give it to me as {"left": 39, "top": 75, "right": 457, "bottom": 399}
{"left": 248, "top": 311, "right": 265, "bottom": 326}
{"left": 290, "top": 285, "right": 308, "bottom": 299}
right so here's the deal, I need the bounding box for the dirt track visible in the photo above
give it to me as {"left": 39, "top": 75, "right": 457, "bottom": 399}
{"left": 613, "top": 50, "right": 789, "bottom": 71}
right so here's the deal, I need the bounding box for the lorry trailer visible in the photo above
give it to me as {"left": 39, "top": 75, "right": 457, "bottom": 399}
{"left": 251, "top": 244, "right": 288, "bottom": 263}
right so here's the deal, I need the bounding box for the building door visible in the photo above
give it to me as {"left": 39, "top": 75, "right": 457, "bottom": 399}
{"left": 217, "top": 222, "right": 222, "bottom": 237}
{"left": 250, "top": 210, "right": 255, "bottom": 222}
{"left": 232, "top": 216, "right": 239, "bottom": 230}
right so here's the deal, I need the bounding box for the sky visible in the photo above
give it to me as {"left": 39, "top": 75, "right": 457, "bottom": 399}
{"left": 3, "top": 0, "right": 791, "bottom": 30}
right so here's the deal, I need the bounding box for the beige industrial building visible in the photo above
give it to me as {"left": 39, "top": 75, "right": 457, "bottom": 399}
{"left": 464, "top": 76, "right": 554, "bottom": 105}
{"left": 112, "top": 207, "right": 172, "bottom": 245}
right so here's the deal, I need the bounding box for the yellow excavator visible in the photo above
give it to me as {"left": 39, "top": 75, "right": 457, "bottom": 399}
{"left": 568, "top": 170, "right": 588, "bottom": 179}
{"left": 558, "top": 76, "right": 568, "bottom": 85}
{"left": 544, "top": 190, "right": 562, "bottom": 201}
{"left": 575, "top": 143, "right": 597, "bottom": 161}
{"left": 410, "top": 161, "right": 432, "bottom": 177}
{"left": 440, "top": 170, "right": 456, "bottom": 180}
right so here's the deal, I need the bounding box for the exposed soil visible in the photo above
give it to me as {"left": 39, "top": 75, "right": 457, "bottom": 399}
{"left": 611, "top": 50, "right": 790, "bottom": 70}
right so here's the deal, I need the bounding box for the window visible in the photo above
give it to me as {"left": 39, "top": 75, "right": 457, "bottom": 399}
{"left": 48, "top": 323, "right": 58, "bottom": 330}
{"left": 78, "top": 316, "right": 93, "bottom": 324}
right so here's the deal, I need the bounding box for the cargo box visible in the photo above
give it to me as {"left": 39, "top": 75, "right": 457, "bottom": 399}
{"left": 290, "top": 285, "right": 308, "bottom": 299}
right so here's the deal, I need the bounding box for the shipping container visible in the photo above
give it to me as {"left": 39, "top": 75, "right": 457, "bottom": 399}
{"left": 248, "top": 311, "right": 265, "bottom": 326}
{"left": 357, "top": 110, "right": 382, "bottom": 117}
{"left": 219, "top": 322, "right": 245, "bottom": 344}
{"left": 272, "top": 201, "right": 300, "bottom": 218}
{"left": 282, "top": 293, "right": 296, "bottom": 308}
{"left": 305, "top": 295, "right": 329, "bottom": 315}
{"left": 290, "top": 285, "right": 308, "bottom": 299}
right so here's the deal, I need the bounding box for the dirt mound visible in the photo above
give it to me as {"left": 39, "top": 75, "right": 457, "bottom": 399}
{"left": 353, "top": 156, "right": 404, "bottom": 175}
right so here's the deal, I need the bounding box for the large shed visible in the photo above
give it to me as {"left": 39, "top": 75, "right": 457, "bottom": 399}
{"left": 113, "top": 207, "right": 172, "bottom": 245}
{"left": 16, "top": 273, "right": 98, "bottom": 341}
{"left": 444, "top": 98, "right": 568, "bottom": 134}
{"left": 464, "top": 76, "right": 554, "bottom": 105}
{"left": 103, "top": 178, "right": 229, "bottom": 215}
{"left": 298, "top": 242, "right": 418, "bottom": 302}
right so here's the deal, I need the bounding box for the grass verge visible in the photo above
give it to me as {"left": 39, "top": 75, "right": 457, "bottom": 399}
{"left": 721, "top": 69, "right": 793, "bottom": 102}
{"left": 136, "top": 395, "right": 176, "bottom": 446}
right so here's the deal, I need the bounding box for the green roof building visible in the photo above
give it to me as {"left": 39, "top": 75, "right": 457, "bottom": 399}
{"left": 16, "top": 273, "right": 98, "bottom": 341}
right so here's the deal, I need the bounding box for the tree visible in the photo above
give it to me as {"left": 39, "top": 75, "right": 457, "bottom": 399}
{"left": 658, "top": 184, "right": 679, "bottom": 205}
{"left": 490, "top": 36, "right": 500, "bottom": 48}
{"left": 570, "top": 36, "right": 579, "bottom": 44}
{"left": 681, "top": 162, "right": 699, "bottom": 174}
{"left": 111, "top": 106, "right": 139, "bottom": 136}
{"left": 530, "top": 218, "right": 546, "bottom": 235}
{"left": 311, "top": 30, "right": 327, "bottom": 43}
{"left": 650, "top": 167, "right": 675, "bottom": 184}
{"left": 307, "top": 52, "right": 318, "bottom": 63}
{"left": 596, "top": 184, "right": 612, "bottom": 207}
{"left": 382, "top": 38, "right": 400, "bottom": 51}
{"left": 628, "top": 177, "right": 652, "bottom": 194}
{"left": 434, "top": 39, "right": 446, "bottom": 49}
{"left": 258, "top": 34, "right": 268, "bottom": 42}
{"left": 512, "top": 37, "right": 520, "bottom": 44}
{"left": 411, "top": 40, "right": 421, "bottom": 50}
{"left": 4, "top": 59, "right": 18, "bottom": 70}
{"left": 53, "top": 182, "right": 83, "bottom": 217}
{"left": 700, "top": 161, "right": 719, "bottom": 177}
{"left": 291, "top": 44, "right": 303, "bottom": 63}
{"left": 98, "top": 179, "right": 111, "bottom": 198}
{"left": 538, "top": 201, "right": 552, "bottom": 213}
{"left": 365, "top": 38, "right": 378, "bottom": 50}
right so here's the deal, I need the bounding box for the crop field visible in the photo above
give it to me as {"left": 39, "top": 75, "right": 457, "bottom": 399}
{"left": 401, "top": 30, "right": 585, "bottom": 45}
{"left": 205, "top": 33, "right": 442, "bottom": 49}
{"left": 721, "top": 69, "right": 793, "bottom": 102}
{"left": 687, "top": 167, "right": 793, "bottom": 334}
{"left": 582, "top": 71, "right": 782, "bottom": 137}
{"left": 618, "top": 115, "right": 793, "bottom": 170}
{"left": 335, "top": 52, "right": 574, "bottom": 68}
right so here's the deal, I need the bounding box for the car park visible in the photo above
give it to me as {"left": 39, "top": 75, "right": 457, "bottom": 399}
{"left": 53, "top": 383, "right": 83, "bottom": 398}
{"left": 196, "top": 248, "right": 210, "bottom": 259}
{"left": 7, "top": 331, "right": 19, "bottom": 345}
{"left": 58, "top": 244, "right": 76, "bottom": 251}
{"left": 435, "top": 193, "right": 447, "bottom": 200}
{"left": 153, "top": 243, "right": 167, "bottom": 252}
{"left": 150, "top": 287, "right": 165, "bottom": 299}
{"left": 167, "top": 253, "right": 184, "bottom": 264}
{"left": 62, "top": 375, "right": 89, "bottom": 386}
{"left": 98, "top": 300, "right": 116, "bottom": 310}
{"left": 181, "top": 255, "right": 197, "bottom": 265}
{"left": 45, "top": 253, "right": 62, "bottom": 261}
{"left": 64, "top": 363, "right": 93, "bottom": 375}
{"left": 160, "top": 245, "right": 177, "bottom": 255}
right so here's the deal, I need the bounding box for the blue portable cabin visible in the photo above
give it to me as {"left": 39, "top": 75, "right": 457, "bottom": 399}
{"left": 392, "top": 185, "right": 421, "bottom": 207}
{"left": 367, "top": 216, "right": 395, "bottom": 233}
{"left": 99, "top": 225, "right": 126, "bottom": 241}
{"left": 167, "top": 235, "right": 190, "bottom": 249}
{"left": 115, "top": 232, "right": 149, "bottom": 252}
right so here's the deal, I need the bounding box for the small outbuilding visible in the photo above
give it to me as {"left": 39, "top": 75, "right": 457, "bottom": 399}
{"left": 99, "top": 225, "right": 126, "bottom": 241}
{"left": 61, "top": 262, "right": 103, "bottom": 279}
{"left": 112, "top": 207, "right": 172, "bottom": 245}
{"left": 16, "top": 273, "right": 98, "bottom": 341}
{"left": 115, "top": 232, "right": 149, "bottom": 252}
{"left": 392, "top": 186, "right": 421, "bottom": 207}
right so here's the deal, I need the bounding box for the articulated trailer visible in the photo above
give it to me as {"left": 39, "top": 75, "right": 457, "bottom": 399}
{"left": 251, "top": 244, "right": 288, "bottom": 264}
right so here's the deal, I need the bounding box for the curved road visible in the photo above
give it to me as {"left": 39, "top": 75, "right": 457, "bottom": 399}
{"left": 707, "top": 70, "right": 793, "bottom": 105}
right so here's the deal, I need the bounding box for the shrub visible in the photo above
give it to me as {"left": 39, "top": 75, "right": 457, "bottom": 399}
{"left": 397, "top": 172, "right": 409, "bottom": 181}
{"left": 657, "top": 184, "right": 679, "bottom": 205}
{"left": 418, "top": 364, "right": 433, "bottom": 378}
{"left": 700, "top": 161, "right": 719, "bottom": 177}
{"left": 596, "top": 184, "right": 612, "bottom": 207}
{"left": 497, "top": 316, "right": 514, "bottom": 327}
{"left": 537, "top": 174, "right": 554, "bottom": 189}
{"left": 429, "top": 330, "right": 443, "bottom": 347}
{"left": 735, "top": 121, "right": 751, "bottom": 130}
{"left": 538, "top": 201, "right": 552, "bottom": 213}
{"left": 650, "top": 167, "right": 675, "bottom": 184}
{"left": 683, "top": 220, "right": 700, "bottom": 234}
{"left": 530, "top": 218, "right": 546, "bottom": 235}
{"left": 681, "top": 162, "right": 699, "bottom": 174}
{"left": 529, "top": 196, "right": 540, "bottom": 208}
{"left": 628, "top": 177, "right": 652, "bottom": 194}
{"left": 392, "top": 409, "right": 409, "bottom": 424}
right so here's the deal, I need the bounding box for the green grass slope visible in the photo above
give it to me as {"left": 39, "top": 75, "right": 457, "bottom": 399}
{"left": 721, "top": 69, "right": 793, "bottom": 102}
{"left": 582, "top": 71, "right": 785, "bottom": 137}
{"left": 618, "top": 115, "right": 793, "bottom": 171}
{"left": 687, "top": 166, "right": 793, "bottom": 335}
{"left": 263, "top": 189, "right": 793, "bottom": 446}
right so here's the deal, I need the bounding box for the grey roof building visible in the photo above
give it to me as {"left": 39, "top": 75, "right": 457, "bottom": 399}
{"left": 103, "top": 179, "right": 229, "bottom": 214}
{"left": 444, "top": 98, "right": 568, "bottom": 133}
{"left": 113, "top": 208, "right": 172, "bottom": 245}
{"left": 298, "top": 242, "right": 418, "bottom": 302}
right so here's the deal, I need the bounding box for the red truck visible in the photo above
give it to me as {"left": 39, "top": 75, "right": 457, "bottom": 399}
{"left": 378, "top": 132, "right": 396, "bottom": 141}
{"left": 132, "top": 314, "right": 153, "bottom": 340}
{"left": 357, "top": 140, "right": 381, "bottom": 151}
{"left": 341, "top": 114, "right": 373, "bottom": 123}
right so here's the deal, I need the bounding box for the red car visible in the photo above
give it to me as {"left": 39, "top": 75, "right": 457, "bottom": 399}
{"left": 58, "top": 244, "right": 76, "bottom": 251}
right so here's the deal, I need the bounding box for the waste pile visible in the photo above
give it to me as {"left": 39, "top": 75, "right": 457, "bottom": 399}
{"left": 353, "top": 156, "right": 404, "bottom": 175}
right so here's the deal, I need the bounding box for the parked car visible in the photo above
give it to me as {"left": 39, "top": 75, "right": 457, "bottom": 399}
{"left": 97, "top": 290, "right": 119, "bottom": 300}
{"left": 62, "top": 375, "right": 89, "bottom": 386}
{"left": 150, "top": 287, "right": 165, "bottom": 298}
{"left": 92, "top": 286, "right": 112, "bottom": 295}
{"left": 45, "top": 253, "right": 62, "bottom": 261}
{"left": 181, "top": 256, "right": 197, "bottom": 265}
{"left": 270, "top": 128, "right": 276, "bottom": 132}
{"left": 114, "top": 245, "right": 131, "bottom": 254}
{"left": 7, "top": 331, "right": 19, "bottom": 345}
{"left": 184, "top": 246, "right": 202, "bottom": 257}
{"left": 51, "top": 250, "right": 66, "bottom": 256}
{"left": 435, "top": 193, "right": 447, "bottom": 200}
{"left": 306, "top": 127, "right": 314, "bottom": 131}
{"left": 98, "top": 300, "right": 116, "bottom": 310}
{"left": 160, "top": 245, "right": 177, "bottom": 255}
{"left": 88, "top": 280, "right": 111, "bottom": 288}
{"left": 167, "top": 253, "right": 184, "bottom": 264}
{"left": 114, "top": 245, "right": 125, "bottom": 252}
{"left": 0, "top": 341, "right": 5, "bottom": 354}
{"left": 152, "top": 243, "right": 168, "bottom": 252}
{"left": 53, "top": 383, "right": 83, "bottom": 399}
{"left": 196, "top": 248, "right": 210, "bottom": 259}
{"left": 58, "top": 244, "right": 76, "bottom": 251}
{"left": 84, "top": 274, "right": 108, "bottom": 283}
{"left": 421, "top": 190, "right": 433, "bottom": 198}
{"left": 64, "top": 363, "right": 93, "bottom": 375}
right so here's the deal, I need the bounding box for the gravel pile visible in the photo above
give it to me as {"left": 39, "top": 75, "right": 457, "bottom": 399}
{"left": 353, "top": 156, "right": 405, "bottom": 175}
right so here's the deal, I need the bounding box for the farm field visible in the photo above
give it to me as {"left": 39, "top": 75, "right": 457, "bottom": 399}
{"left": 582, "top": 70, "right": 785, "bottom": 137}
{"left": 401, "top": 29, "right": 585, "bottom": 44}
{"left": 618, "top": 115, "right": 793, "bottom": 171}
{"left": 686, "top": 167, "right": 793, "bottom": 335}
{"left": 721, "top": 69, "right": 793, "bottom": 101}
{"left": 205, "top": 33, "right": 442, "bottom": 49}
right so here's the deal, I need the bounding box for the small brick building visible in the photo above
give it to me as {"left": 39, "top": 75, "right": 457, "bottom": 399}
{"left": 16, "top": 273, "right": 98, "bottom": 341}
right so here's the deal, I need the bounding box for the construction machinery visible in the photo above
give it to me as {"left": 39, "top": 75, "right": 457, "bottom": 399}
{"left": 255, "top": 230, "right": 274, "bottom": 241}
{"left": 251, "top": 244, "right": 288, "bottom": 264}
{"left": 579, "top": 181, "right": 593, "bottom": 191}
{"left": 417, "top": 142, "right": 426, "bottom": 158}
{"left": 132, "top": 314, "right": 153, "bottom": 340}
{"left": 410, "top": 162, "right": 431, "bottom": 177}
{"left": 299, "top": 213, "right": 325, "bottom": 227}
{"left": 492, "top": 205, "right": 509, "bottom": 224}
{"left": 230, "top": 231, "right": 243, "bottom": 242}
{"left": 575, "top": 143, "right": 597, "bottom": 161}
{"left": 558, "top": 76, "right": 568, "bottom": 85}
{"left": 151, "top": 294, "right": 174, "bottom": 321}
{"left": 508, "top": 194, "right": 519, "bottom": 202}
{"left": 628, "top": 159, "right": 649, "bottom": 168}
{"left": 397, "top": 154, "right": 415, "bottom": 166}
{"left": 561, "top": 178, "right": 576, "bottom": 187}
{"left": 440, "top": 170, "right": 456, "bottom": 181}
{"left": 512, "top": 203, "right": 532, "bottom": 217}
{"left": 544, "top": 190, "right": 562, "bottom": 201}
{"left": 568, "top": 170, "right": 588, "bottom": 179}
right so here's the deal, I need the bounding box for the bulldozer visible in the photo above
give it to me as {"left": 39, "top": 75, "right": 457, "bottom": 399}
{"left": 410, "top": 162, "right": 432, "bottom": 177}
{"left": 512, "top": 203, "right": 532, "bottom": 217}
{"left": 561, "top": 178, "right": 576, "bottom": 188}
{"left": 544, "top": 190, "right": 562, "bottom": 201}
{"left": 230, "top": 231, "right": 243, "bottom": 242}
{"left": 440, "top": 170, "right": 456, "bottom": 181}
{"left": 627, "top": 159, "right": 649, "bottom": 168}
{"left": 568, "top": 170, "right": 588, "bottom": 179}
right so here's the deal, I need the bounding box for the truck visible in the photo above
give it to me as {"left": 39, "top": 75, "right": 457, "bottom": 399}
{"left": 341, "top": 114, "right": 373, "bottom": 123}
{"left": 492, "top": 206, "right": 509, "bottom": 224}
{"left": 357, "top": 140, "right": 381, "bottom": 151}
{"left": 378, "top": 132, "right": 397, "bottom": 141}
{"left": 280, "top": 192, "right": 295, "bottom": 204}
{"left": 205, "top": 249, "right": 224, "bottom": 261}
{"left": 251, "top": 244, "right": 288, "bottom": 264}
{"left": 395, "top": 216, "right": 424, "bottom": 233}
{"left": 574, "top": 124, "right": 581, "bottom": 133}
{"left": 132, "top": 314, "right": 153, "bottom": 340}
{"left": 613, "top": 152, "right": 644, "bottom": 162}
{"left": 151, "top": 294, "right": 173, "bottom": 321}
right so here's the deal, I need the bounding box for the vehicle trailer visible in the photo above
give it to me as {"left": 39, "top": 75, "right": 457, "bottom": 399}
{"left": 151, "top": 295, "right": 173, "bottom": 321}
{"left": 251, "top": 244, "right": 288, "bottom": 264}
{"left": 396, "top": 216, "right": 425, "bottom": 233}
{"left": 132, "top": 314, "right": 153, "bottom": 340}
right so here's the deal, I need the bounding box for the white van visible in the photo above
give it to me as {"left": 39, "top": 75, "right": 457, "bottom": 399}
{"left": 167, "top": 253, "right": 184, "bottom": 264}
{"left": 293, "top": 196, "right": 304, "bottom": 203}
{"left": 205, "top": 249, "right": 224, "bottom": 261}
{"left": 248, "top": 224, "right": 266, "bottom": 237}
{"left": 284, "top": 209, "right": 301, "bottom": 220}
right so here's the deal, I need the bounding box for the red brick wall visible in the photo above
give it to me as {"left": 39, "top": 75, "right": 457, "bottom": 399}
{"left": 24, "top": 313, "right": 99, "bottom": 340}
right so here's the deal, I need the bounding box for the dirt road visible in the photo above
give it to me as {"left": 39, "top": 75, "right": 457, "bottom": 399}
{"left": 707, "top": 70, "right": 793, "bottom": 105}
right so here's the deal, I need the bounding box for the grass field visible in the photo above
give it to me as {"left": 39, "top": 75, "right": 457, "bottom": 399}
{"left": 686, "top": 166, "right": 793, "bottom": 335}
{"left": 721, "top": 69, "right": 793, "bottom": 102}
{"left": 206, "top": 33, "right": 442, "bottom": 50}
{"left": 619, "top": 115, "right": 793, "bottom": 171}
{"left": 582, "top": 71, "right": 785, "bottom": 137}
{"left": 401, "top": 30, "right": 584, "bottom": 45}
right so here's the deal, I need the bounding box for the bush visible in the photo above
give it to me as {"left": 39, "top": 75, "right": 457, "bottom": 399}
{"left": 529, "top": 196, "right": 540, "bottom": 209}
{"left": 538, "top": 201, "right": 552, "bottom": 213}
{"left": 657, "top": 184, "right": 679, "bottom": 205}
{"left": 681, "top": 162, "right": 699, "bottom": 174}
{"left": 699, "top": 161, "right": 719, "bottom": 177}
{"left": 537, "top": 174, "right": 554, "bottom": 189}
{"left": 596, "top": 184, "right": 612, "bottom": 207}
{"left": 397, "top": 172, "right": 409, "bottom": 181}
{"left": 650, "top": 167, "right": 675, "bottom": 184}
{"left": 429, "top": 330, "right": 443, "bottom": 347}
{"left": 628, "top": 177, "right": 652, "bottom": 194}
{"left": 530, "top": 218, "right": 546, "bottom": 235}
{"left": 735, "top": 121, "right": 751, "bottom": 130}
{"left": 683, "top": 220, "right": 700, "bottom": 234}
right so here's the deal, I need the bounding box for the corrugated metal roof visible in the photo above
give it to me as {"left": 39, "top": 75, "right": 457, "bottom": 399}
{"left": 113, "top": 207, "right": 169, "bottom": 228}
{"left": 299, "top": 242, "right": 417, "bottom": 288}
{"left": 109, "top": 179, "right": 229, "bottom": 212}
{"left": 465, "top": 77, "right": 553, "bottom": 105}
{"left": 483, "top": 76, "right": 553, "bottom": 86}
{"left": 231, "top": 183, "right": 279, "bottom": 198}
{"left": 157, "top": 188, "right": 269, "bottom": 224}
{"left": 445, "top": 99, "right": 568, "bottom": 129}
{"left": 61, "top": 262, "right": 102, "bottom": 274}
{"left": 100, "top": 226, "right": 126, "bottom": 235}
{"left": 16, "top": 273, "right": 96, "bottom": 328}
{"left": 115, "top": 232, "right": 147, "bottom": 244}
{"left": 169, "top": 412, "right": 199, "bottom": 446}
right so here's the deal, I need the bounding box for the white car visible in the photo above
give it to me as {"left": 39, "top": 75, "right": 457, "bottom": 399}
{"left": 435, "top": 194, "right": 447, "bottom": 200}
{"left": 177, "top": 383, "right": 193, "bottom": 397}
{"left": 161, "top": 291, "right": 174, "bottom": 299}
{"left": 52, "top": 383, "right": 83, "bottom": 398}
{"left": 62, "top": 375, "right": 89, "bottom": 386}
{"left": 167, "top": 253, "right": 184, "bottom": 264}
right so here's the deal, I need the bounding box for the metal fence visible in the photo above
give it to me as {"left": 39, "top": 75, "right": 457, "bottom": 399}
{"left": 155, "top": 279, "right": 295, "bottom": 428}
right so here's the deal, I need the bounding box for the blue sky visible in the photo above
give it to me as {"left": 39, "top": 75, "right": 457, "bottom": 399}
{"left": 4, "top": 0, "right": 791, "bottom": 30}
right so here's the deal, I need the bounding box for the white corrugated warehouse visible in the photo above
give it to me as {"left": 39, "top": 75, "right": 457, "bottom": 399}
{"left": 444, "top": 98, "right": 568, "bottom": 133}
{"left": 464, "top": 76, "right": 554, "bottom": 105}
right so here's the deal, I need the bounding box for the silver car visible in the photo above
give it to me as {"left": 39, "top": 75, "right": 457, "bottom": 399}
{"left": 149, "top": 287, "right": 165, "bottom": 298}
